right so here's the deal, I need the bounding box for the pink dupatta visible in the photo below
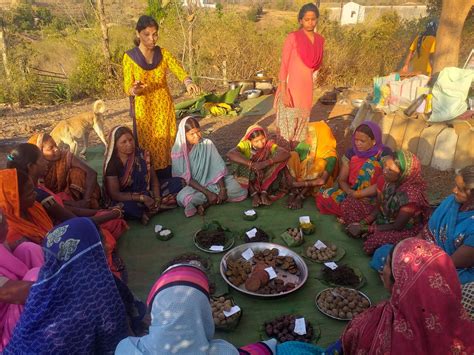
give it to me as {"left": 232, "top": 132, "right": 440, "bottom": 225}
{"left": 294, "top": 29, "right": 324, "bottom": 71}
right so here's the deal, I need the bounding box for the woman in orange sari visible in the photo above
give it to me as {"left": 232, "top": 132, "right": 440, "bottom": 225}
{"left": 286, "top": 121, "right": 337, "bottom": 209}
{"left": 0, "top": 169, "right": 53, "bottom": 248}
{"left": 28, "top": 133, "right": 101, "bottom": 209}
{"left": 6, "top": 144, "right": 128, "bottom": 277}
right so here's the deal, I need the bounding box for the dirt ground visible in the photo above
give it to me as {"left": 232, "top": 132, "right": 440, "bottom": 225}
{"left": 0, "top": 88, "right": 454, "bottom": 204}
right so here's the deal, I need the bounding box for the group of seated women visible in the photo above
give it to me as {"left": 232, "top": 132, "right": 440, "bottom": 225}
{"left": 0, "top": 114, "right": 473, "bottom": 353}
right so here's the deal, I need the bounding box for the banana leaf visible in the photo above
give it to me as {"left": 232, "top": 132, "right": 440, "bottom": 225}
{"left": 175, "top": 87, "right": 241, "bottom": 119}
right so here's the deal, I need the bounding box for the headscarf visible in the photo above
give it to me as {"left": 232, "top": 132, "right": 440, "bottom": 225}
{"left": 352, "top": 121, "right": 385, "bottom": 159}
{"left": 103, "top": 126, "right": 151, "bottom": 191}
{"left": 237, "top": 125, "right": 276, "bottom": 161}
{"left": 380, "top": 150, "right": 429, "bottom": 221}
{"left": 296, "top": 121, "right": 337, "bottom": 162}
{"left": 426, "top": 194, "right": 474, "bottom": 284}
{"left": 0, "top": 169, "right": 53, "bottom": 245}
{"left": 294, "top": 29, "right": 324, "bottom": 71}
{"left": 417, "top": 20, "right": 438, "bottom": 57}
{"left": 116, "top": 264, "right": 276, "bottom": 355}
{"left": 342, "top": 238, "right": 474, "bottom": 354}
{"left": 27, "top": 133, "right": 45, "bottom": 149}
{"left": 171, "top": 116, "right": 227, "bottom": 185}
{"left": 4, "top": 217, "right": 128, "bottom": 354}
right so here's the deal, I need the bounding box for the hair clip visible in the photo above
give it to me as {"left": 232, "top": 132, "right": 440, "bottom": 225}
{"left": 6, "top": 154, "right": 14, "bottom": 161}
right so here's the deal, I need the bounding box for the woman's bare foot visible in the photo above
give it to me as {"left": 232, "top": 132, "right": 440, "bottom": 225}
{"left": 197, "top": 205, "right": 207, "bottom": 216}
{"left": 141, "top": 212, "right": 150, "bottom": 225}
{"left": 252, "top": 193, "right": 262, "bottom": 208}
{"left": 287, "top": 193, "right": 296, "bottom": 209}
{"left": 290, "top": 194, "right": 304, "bottom": 210}
{"left": 260, "top": 191, "right": 271, "bottom": 206}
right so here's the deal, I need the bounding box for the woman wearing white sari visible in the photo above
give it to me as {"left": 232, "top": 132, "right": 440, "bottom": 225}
{"left": 171, "top": 116, "right": 247, "bottom": 217}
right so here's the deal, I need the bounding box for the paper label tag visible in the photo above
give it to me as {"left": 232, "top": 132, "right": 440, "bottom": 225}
{"left": 244, "top": 209, "right": 256, "bottom": 216}
{"left": 299, "top": 216, "right": 311, "bottom": 224}
{"left": 265, "top": 267, "right": 277, "bottom": 279}
{"left": 223, "top": 305, "right": 241, "bottom": 318}
{"left": 324, "top": 262, "right": 338, "bottom": 270}
{"left": 246, "top": 228, "right": 257, "bottom": 239}
{"left": 154, "top": 224, "right": 163, "bottom": 233}
{"left": 314, "top": 240, "right": 327, "bottom": 250}
{"left": 294, "top": 318, "right": 307, "bottom": 335}
{"left": 241, "top": 248, "right": 254, "bottom": 260}
{"left": 209, "top": 245, "right": 224, "bottom": 252}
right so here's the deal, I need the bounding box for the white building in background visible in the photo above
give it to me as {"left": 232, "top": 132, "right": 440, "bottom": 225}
{"left": 182, "top": 0, "right": 216, "bottom": 8}
{"left": 327, "top": 2, "right": 427, "bottom": 25}
{"left": 340, "top": 1, "right": 366, "bottom": 25}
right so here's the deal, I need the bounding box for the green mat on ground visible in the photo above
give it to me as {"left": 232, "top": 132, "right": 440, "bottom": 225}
{"left": 85, "top": 146, "right": 389, "bottom": 348}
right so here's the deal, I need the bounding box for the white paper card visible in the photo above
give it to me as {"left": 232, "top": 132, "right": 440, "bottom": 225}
{"left": 314, "top": 240, "right": 327, "bottom": 250}
{"left": 265, "top": 267, "right": 277, "bottom": 279}
{"left": 209, "top": 245, "right": 224, "bottom": 252}
{"left": 223, "top": 305, "right": 241, "bottom": 318}
{"left": 246, "top": 228, "right": 257, "bottom": 239}
{"left": 244, "top": 209, "right": 256, "bottom": 216}
{"left": 324, "top": 262, "right": 338, "bottom": 270}
{"left": 241, "top": 248, "right": 254, "bottom": 260}
{"left": 294, "top": 318, "right": 307, "bottom": 335}
{"left": 299, "top": 216, "right": 311, "bottom": 224}
{"left": 154, "top": 224, "right": 163, "bottom": 233}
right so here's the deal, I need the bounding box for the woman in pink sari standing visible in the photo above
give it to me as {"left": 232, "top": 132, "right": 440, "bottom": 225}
{"left": 275, "top": 3, "right": 324, "bottom": 150}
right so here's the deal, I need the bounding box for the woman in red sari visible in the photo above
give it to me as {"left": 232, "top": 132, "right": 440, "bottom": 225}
{"left": 346, "top": 150, "right": 429, "bottom": 255}
{"left": 341, "top": 238, "right": 473, "bottom": 354}
{"left": 227, "top": 125, "right": 290, "bottom": 207}
{"left": 275, "top": 3, "right": 324, "bottom": 149}
{"left": 317, "top": 121, "right": 392, "bottom": 223}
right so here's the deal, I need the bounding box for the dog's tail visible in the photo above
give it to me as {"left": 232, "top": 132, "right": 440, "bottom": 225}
{"left": 93, "top": 100, "right": 106, "bottom": 115}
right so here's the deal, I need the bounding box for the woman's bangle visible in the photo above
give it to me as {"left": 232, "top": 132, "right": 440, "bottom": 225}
{"left": 130, "top": 87, "right": 136, "bottom": 96}
{"left": 139, "top": 194, "right": 145, "bottom": 202}
{"left": 184, "top": 77, "right": 193, "bottom": 86}
{"left": 360, "top": 223, "right": 369, "bottom": 233}
{"left": 112, "top": 208, "right": 123, "bottom": 219}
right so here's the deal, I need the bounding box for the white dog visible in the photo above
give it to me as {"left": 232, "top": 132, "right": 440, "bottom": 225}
{"left": 50, "top": 100, "right": 107, "bottom": 158}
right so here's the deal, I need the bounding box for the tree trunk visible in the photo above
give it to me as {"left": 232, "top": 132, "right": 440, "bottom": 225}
{"left": 0, "top": 26, "right": 10, "bottom": 81}
{"left": 432, "top": 0, "right": 474, "bottom": 73}
{"left": 95, "top": 0, "right": 113, "bottom": 77}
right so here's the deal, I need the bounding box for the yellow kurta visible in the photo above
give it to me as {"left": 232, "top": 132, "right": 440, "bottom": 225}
{"left": 123, "top": 47, "right": 188, "bottom": 170}
{"left": 409, "top": 35, "right": 436, "bottom": 76}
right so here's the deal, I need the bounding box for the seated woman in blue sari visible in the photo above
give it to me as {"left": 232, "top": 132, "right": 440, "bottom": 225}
{"left": 422, "top": 165, "right": 474, "bottom": 289}
{"left": 172, "top": 116, "right": 247, "bottom": 217}
{"left": 4, "top": 217, "right": 128, "bottom": 354}
{"left": 116, "top": 261, "right": 276, "bottom": 354}
{"left": 104, "top": 126, "right": 184, "bottom": 225}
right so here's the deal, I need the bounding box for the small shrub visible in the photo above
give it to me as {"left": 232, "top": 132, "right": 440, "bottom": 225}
{"left": 69, "top": 48, "right": 108, "bottom": 99}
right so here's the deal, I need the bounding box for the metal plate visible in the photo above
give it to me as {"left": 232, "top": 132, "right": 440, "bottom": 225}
{"left": 194, "top": 230, "right": 235, "bottom": 254}
{"left": 220, "top": 242, "right": 308, "bottom": 298}
{"left": 303, "top": 240, "right": 346, "bottom": 263}
{"left": 315, "top": 287, "right": 371, "bottom": 321}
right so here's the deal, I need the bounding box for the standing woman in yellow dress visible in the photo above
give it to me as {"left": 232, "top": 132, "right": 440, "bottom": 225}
{"left": 123, "top": 15, "right": 200, "bottom": 178}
